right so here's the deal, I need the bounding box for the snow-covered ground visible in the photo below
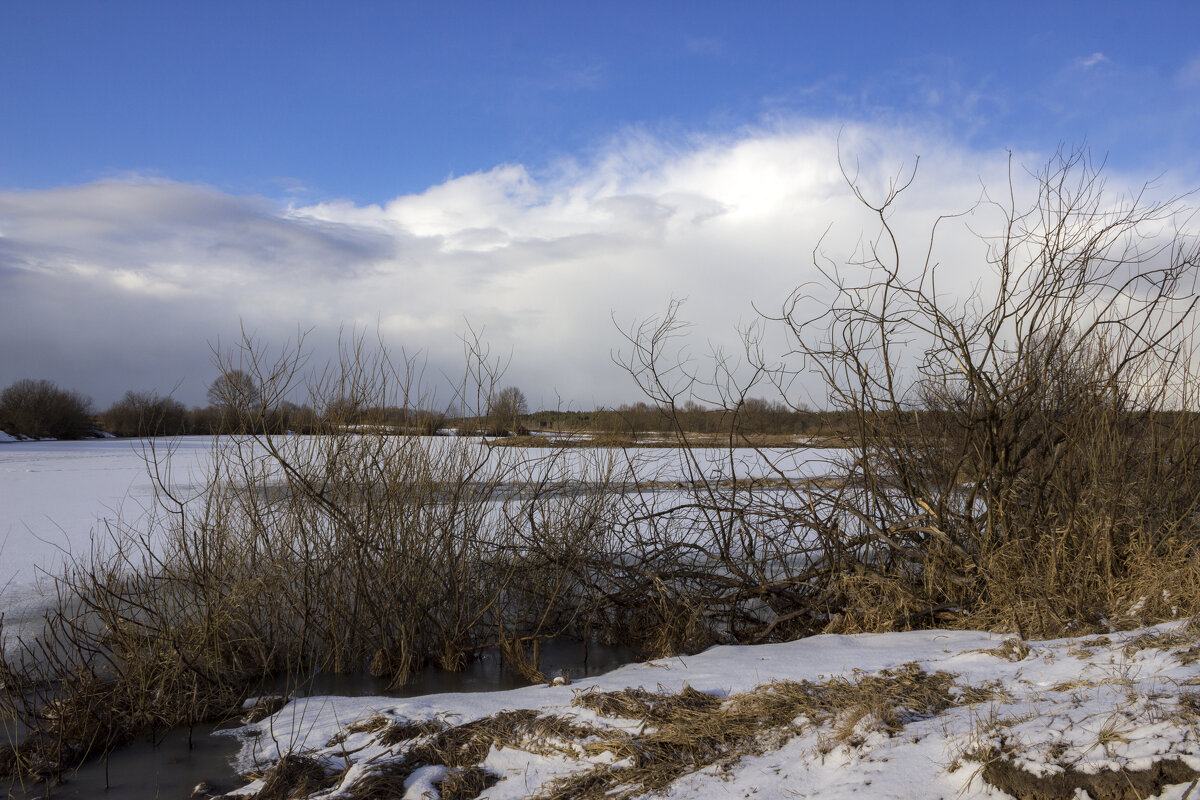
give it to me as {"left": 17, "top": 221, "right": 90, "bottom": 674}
{"left": 223, "top": 620, "right": 1200, "bottom": 800}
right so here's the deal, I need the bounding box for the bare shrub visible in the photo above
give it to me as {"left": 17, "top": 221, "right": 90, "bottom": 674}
{"left": 102, "top": 390, "right": 188, "bottom": 437}
{"left": 618, "top": 147, "right": 1200, "bottom": 640}
{"left": 485, "top": 385, "right": 529, "bottom": 436}
{"left": 0, "top": 331, "right": 625, "bottom": 782}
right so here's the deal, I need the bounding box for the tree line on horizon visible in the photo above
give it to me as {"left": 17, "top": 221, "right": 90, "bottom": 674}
{"left": 0, "top": 373, "right": 835, "bottom": 441}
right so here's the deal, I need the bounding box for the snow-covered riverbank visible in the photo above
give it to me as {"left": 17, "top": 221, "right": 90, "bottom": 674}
{"left": 7, "top": 436, "right": 1199, "bottom": 799}
{"left": 221, "top": 620, "right": 1200, "bottom": 799}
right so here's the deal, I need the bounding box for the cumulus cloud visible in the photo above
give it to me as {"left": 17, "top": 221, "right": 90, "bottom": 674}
{"left": 0, "top": 122, "right": 1052, "bottom": 409}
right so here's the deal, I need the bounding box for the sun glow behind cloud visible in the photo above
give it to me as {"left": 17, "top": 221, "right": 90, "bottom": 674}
{"left": 0, "top": 121, "right": 1159, "bottom": 409}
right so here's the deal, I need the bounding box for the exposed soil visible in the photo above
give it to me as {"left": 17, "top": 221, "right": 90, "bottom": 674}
{"left": 982, "top": 757, "right": 1199, "bottom": 800}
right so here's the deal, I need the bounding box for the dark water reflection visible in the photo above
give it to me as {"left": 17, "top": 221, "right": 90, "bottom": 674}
{"left": 5, "top": 638, "right": 634, "bottom": 799}
{"left": 266, "top": 637, "right": 636, "bottom": 699}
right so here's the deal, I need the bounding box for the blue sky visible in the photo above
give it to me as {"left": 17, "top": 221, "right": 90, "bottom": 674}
{"left": 3, "top": 2, "right": 1200, "bottom": 408}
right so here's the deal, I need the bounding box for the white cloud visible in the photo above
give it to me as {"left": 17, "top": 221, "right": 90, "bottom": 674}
{"left": 0, "top": 122, "right": 1082, "bottom": 409}
{"left": 1079, "top": 52, "right": 1108, "bottom": 68}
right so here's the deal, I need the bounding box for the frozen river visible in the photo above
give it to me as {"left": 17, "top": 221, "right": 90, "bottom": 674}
{"left": 0, "top": 437, "right": 218, "bottom": 633}
{"left": 0, "top": 435, "right": 842, "bottom": 635}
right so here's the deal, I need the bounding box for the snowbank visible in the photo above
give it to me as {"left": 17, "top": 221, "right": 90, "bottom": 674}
{"left": 222, "top": 620, "right": 1200, "bottom": 799}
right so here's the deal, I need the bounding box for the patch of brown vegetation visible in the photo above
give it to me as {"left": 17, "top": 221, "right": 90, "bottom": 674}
{"left": 573, "top": 684, "right": 721, "bottom": 723}
{"left": 539, "top": 663, "right": 996, "bottom": 800}
{"left": 325, "top": 713, "right": 393, "bottom": 747}
{"left": 973, "top": 638, "right": 1031, "bottom": 662}
{"left": 1122, "top": 618, "right": 1200, "bottom": 659}
{"left": 341, "top": 758, "right": 414, "bottom": 799}
{"left": 246, "top": 752, "right": 336, "bottom": 800}
{"left": 437, "top": 765, "right": 501, "bottom": 800}
{"left": 408, "top": 709, "right": 595, "bottom": 767}
{"left": 374, "top": 717, "right": 448, "bottom": 747}
{"left": 339, "top": 709, "right": 597, "bottom": 799}
{"left": 981, "top": 756, "right": 1199, "bottom": 800}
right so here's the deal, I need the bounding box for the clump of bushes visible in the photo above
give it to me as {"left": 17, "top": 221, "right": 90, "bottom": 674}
{"left": 100, "top": 390, "right": 189, "bottom": 437}
{"left": 0, "top": 378, "right": 94, "bottom": 439}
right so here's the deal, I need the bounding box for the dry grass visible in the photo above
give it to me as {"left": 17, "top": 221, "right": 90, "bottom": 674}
{"left": 437, "top": 766, "right": 501, "bottom": 800}
{"left": 341, "top": 758, "right": 414, "bottom": 800}
{"left": 324, "top": 713, "right": 393, "bottom": 747}
{"left": 573, "top": 684, "right": 721, "bottom": 723}
{"left": 972, "top": 638, "right": 1031, "bottom": 662}
{"left": 374, "top": 718, "right": 449, "bottom": 747}
{"left": 536, "top": 664, "right": 997, "bottom": 800}
{"left": 341, "top": 760, "right": 498, "bottom": 800}
{"left": 244, "top": 752, "right": 336, "bottom": 800}
{"left": 334, "top": 666, "right": 990, "bottom": 800}
{"left": 1122, "top": 618, "right": 1200, "bottom": 659}
{"left": 407, "top": 709, "right": 596, "bottom": 766}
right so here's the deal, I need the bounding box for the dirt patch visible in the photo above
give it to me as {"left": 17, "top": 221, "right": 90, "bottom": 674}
{"left": 982, "top": 757, "right": 1199, "bottom": 800}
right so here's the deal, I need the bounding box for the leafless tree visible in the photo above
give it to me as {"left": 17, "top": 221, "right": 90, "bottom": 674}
{"left": 618, "top": 146, "right": 1200, "bottom": 640}
{"left": 488, "top": 385, "right": 529, "bottom": 435}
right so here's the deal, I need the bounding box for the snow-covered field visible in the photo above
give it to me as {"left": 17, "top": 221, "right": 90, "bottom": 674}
{"left": 223, "top": 620, "right": 1200, "bottom": 799}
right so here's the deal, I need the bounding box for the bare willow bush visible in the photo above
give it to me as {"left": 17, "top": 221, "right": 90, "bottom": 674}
{"left": 0, "top": 333, "right": 625, "bottom": 782}
{"left": 619, "top": 147, "right": 1200, "bottom": 640}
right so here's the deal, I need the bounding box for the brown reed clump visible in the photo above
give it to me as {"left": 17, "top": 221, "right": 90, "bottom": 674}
{"left": 245, "top": 752, "right": 336, "bottom": 800}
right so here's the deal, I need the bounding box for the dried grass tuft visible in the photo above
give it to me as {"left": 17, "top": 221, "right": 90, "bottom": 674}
{"left": 374, "top": 717, "right": 448, "bottom": 747}
{"left": 974, "top": 638, "right": 1031, "bottom": 662}
{"left": 572, "top": 683, "right": 720, "bottom": 723}
{"left": 408, "top": 709, "right": 595, "bottom": 766}
{"left": 247, "top": 752, "right": 335, "bottom": 800}
{"left": 339, "top": 709, "right": 598, "bottom": 798}
{"left": 1122, "top": 617, "right": 1200, "bottom": 659}
{"left": 437, "top": 765, "right": 501, "bottom": 800}
{"left": 325, "top": 713, "right": 393, "bottom": 747}
{"left": 341, "top": 758, "right": 415, "bottom": 799}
